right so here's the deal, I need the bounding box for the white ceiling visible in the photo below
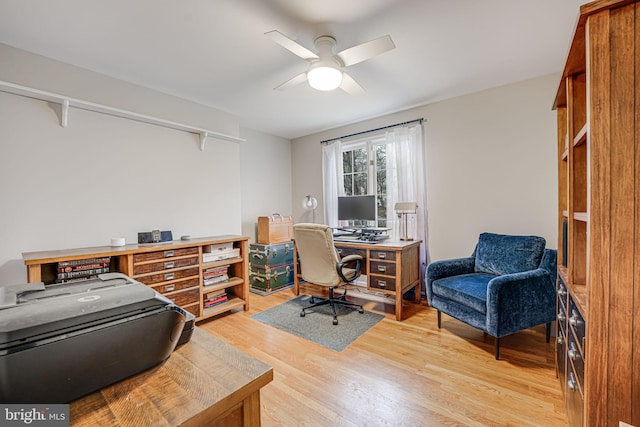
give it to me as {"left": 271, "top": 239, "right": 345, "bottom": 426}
{"left": 0, "top": 0, "right": 586, "bottom": 140}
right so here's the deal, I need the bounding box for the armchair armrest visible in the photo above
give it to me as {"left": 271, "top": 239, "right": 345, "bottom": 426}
{"left": 337, "top": 254, "right": 363, "bottom": 283}
{"left": 426, "top": 256, "right": 475, "bottom": 303}
{"left": 486, "top": 268, "right": 556, "bottom": 337}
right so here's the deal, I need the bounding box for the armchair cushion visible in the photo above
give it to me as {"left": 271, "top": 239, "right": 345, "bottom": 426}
{"left": 474, "top": 232, "right": 546, "bottom": 276}
{"left": 431, "top": 273, "right": 496, "bottom": 315}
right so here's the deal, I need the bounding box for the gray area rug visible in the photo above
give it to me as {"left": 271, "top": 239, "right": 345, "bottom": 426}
{"left": 251, "top": 295, "right": 384, "bottom": 351}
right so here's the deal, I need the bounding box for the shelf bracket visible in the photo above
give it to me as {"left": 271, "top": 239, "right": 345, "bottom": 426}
{"left": 60, "top": 99, "right": 69, "bottom": 128}
{"left": 199, "top": 132, "right": 208, "bottom": 151}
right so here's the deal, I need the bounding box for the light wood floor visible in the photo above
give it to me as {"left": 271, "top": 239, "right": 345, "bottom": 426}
{"left": 198, "top": 285, "right": 567, "bottom": 427}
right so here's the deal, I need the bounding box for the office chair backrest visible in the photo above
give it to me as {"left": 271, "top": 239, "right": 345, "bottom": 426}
{"left": 294, "top": 223, "right": 341, "bottom": 287}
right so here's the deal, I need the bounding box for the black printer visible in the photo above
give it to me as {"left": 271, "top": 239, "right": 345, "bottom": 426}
{"left": 0, "top": 272, "right": 194, "bottom": 403}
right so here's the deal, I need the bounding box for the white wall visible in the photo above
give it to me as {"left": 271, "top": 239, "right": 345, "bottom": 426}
{"left": 0, "top": 45, "right": 246, "bottom": 284}
{"left": 239, "top": 128, "right": 293, "bottom": 242}
{"left": 292, "top": 74, "right": 559, "bottom": 262}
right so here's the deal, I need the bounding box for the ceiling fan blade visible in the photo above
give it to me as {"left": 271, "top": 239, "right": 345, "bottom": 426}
{"left": 274, "top": 72, "right": 308, "bottom": 91}
{"left": 265, "top": 30, "right": 319, "bottom": 60}
{"left": 340, "top": 72, "right": 365, "bottom": 95}
{"left": 337, "top": 35, "right": 395, "bottom": 67}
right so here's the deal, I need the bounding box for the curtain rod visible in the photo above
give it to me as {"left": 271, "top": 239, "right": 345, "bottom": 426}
{"left": 320, "top": 118, "right": 424, "bottom": 144}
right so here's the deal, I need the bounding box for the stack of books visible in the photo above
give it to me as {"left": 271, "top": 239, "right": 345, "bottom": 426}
{"left": 204, "top": 289, "right": 228, "bottom": 308}
{"left": 203, "top": 265, "right": 229, "bottom": 287}
{"left": 202, "top": 242, "right": 240, "bottom": 263}
{"left": 57, "top": 257, "right": 111, "bottom": 283}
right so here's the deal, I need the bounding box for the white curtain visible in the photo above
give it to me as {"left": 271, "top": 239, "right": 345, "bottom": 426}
{"left": 385, "top": 124, "right": 428, "bottom": 289}
{"left": 322, "top": 139, "right": 343, "bottom": 227}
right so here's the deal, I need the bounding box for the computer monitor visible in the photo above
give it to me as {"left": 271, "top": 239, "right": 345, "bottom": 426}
{"left": 337, "top": 195, "right": 376, "bottom": 222}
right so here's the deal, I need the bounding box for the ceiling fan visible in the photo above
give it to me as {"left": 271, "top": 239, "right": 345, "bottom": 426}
{"left": 265, "top": 30, "right": 396, "bottom": 94}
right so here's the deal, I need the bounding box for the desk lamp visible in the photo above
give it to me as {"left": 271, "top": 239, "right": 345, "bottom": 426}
{"left": 395, "top": 202, "right": 418, "bottom": 241}
{"left": 302, "top": 195, "right": 318, "bottom": 223}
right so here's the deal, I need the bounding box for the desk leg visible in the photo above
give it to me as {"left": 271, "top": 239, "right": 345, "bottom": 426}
{"left": 395, "top": 291, "right": 403, "bottom": 321}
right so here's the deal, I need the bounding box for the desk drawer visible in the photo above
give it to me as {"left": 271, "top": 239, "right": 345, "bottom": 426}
{"left": 370, "top": 261, "right": 396, "bottom": 276}
{"left": 134, "top": 247, "right": 199, "bottom": 262}
{"left": 369, "top": 276, "right": 396, "bottom": 291}
{"left": 133, "top": 255, "right": 199, "bottom": 275}
{"left": 370, "top": 250, "right": 396, "bottom": 261}
{"left": 136, "top": 267, "right": 200, "bottom": 285}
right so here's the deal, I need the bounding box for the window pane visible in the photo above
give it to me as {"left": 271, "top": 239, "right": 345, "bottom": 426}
{"left": 376, "top": 145, "right": 386, "bottom": 169}
{"left": 377, "top": 195, "right": 387, "bottom": 222}
{"left": 343, "top": 151, "right": 353, "bottom": 174}
{"left": 377, "top": 170, "right": 387, "bottom": 195}
{"left": 353, "top": 148, "right": 368, "bottom": 172}
{"left": 343, "top": 175, "right": 353, "bottom": 196}
{"left": 354, "top": 173, "right": 367, "bottom": 195}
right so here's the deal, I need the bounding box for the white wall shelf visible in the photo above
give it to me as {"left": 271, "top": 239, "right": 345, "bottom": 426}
{"left": 0, "top": 80, "right": 245, "bottom": 149}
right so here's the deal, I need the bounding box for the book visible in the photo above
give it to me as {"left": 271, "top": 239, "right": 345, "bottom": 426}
{"left": 58, "top": 261, "right": 110, "bottom": 274}
{"left": 57, "top": 267, "right": 110, "bottom": 280}
{"left": 58, "top": 257, "right": 110, "bottom": 268}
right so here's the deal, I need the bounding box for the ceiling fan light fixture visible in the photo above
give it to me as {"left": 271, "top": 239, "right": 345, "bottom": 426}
{"left": 307, "top": 66, "right": 343, "bottom": 91}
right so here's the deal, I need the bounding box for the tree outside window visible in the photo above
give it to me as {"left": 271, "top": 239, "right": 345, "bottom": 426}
{"left": 341, "top": 139, "right": 390, "bottom": 228}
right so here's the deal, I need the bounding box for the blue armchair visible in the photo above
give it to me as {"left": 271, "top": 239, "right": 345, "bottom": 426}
{"left": 426, "top": 232, "right": 557, "bottom": 359}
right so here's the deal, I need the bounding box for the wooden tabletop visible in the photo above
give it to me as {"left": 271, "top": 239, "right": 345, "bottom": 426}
{"left": 70, "top": 328, "right": 273, "bottom": 426}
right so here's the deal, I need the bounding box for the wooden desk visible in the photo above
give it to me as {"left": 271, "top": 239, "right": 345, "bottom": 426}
{"left": 70, "top": 328, "right": 273, "bottom": 427}
{"left": 294, "top": 239, "right": 422, "bottom": 321}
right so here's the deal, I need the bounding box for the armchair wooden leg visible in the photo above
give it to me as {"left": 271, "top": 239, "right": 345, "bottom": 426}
{"left": 437, "top": 310, "right": 442, "bottom": 328}
{"left": 495, "top": 337, "right": 500, "bottom": 360}
{"left": 545, "top": 322, "right": 551, "bottom": 343}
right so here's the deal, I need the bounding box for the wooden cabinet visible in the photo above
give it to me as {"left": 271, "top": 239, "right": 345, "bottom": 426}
{"left": 22, "top": 235, "right": 250, "bottom": 322}
{"left": 554, "top": 1, "right": 640, "bottom": 425}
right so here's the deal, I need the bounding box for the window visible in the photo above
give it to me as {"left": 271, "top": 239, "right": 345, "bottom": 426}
{"left": 340, "top": 137, "right": 391, "bottom": 228}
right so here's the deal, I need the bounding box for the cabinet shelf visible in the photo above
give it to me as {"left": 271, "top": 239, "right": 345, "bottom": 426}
{"left": 573, "top": 212, "right": 588, "bottom": 222}
{"left": 573, "top": 124, "right": 588, "bottom": 146}
{"left": 201, "top": 297, "right": 246, "bottom": 319}
{"left": 203, "top": 277, "right": 244, "bottom": 293}
{"left": 202, "top": 257, "right": 243, "bottom": 269}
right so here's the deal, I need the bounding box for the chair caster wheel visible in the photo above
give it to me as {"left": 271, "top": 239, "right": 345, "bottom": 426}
{"left": 333, "top": 318, "right": 338, "bottom": 325}
{"left": 358, "top": 308, "right": 364, "bottom": 314}
{"left": 300, "top": 311, "right": 305, "bottom": 317}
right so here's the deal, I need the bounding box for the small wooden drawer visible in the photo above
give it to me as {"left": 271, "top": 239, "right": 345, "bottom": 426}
{"left": 567, "top": 328, "right": 584, "bottom": 386}
{"left": 370, "top": 261, "right": 396, "bottom": 276}
{"left": 557, "top": 277, "right": 568, "bottom": 307}
{"left": 134, "top": 247, "right": 198, "bottom": 262}
{"left": 369, "top": 276, "right": 396, "bottom": 291}
{"left": 557, "top": 295, "right": 567, "bottom": 336}
{"left": 370, "top": 250, "right": 396, "bottom": 261}
{"left": 135, "top": 267, "right": 199, "bottom": 285}
{"left": 166, "top": 288, "right": 200, "bottom": 307}
{"left": 151, "top": 277, "right": 199, "bottom": 295}
{"left": 133, "top": 255, "right": 199, "bottom": 275}
{"left": 566, "top": 362, "right": 584, "bottom": 427}
{"left": 568, "top": 298, "right": 585, "bottom": 349}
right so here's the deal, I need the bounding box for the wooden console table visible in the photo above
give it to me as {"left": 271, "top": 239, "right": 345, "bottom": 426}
{"left": 293, "top": 239, "right": 422, "bottom": 321}
{"left": 70, "top": 327, "right": 273, "bottom": 426}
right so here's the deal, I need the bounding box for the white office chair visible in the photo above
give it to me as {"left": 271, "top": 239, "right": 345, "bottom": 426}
{"left": 294, "top": 223, "right": 364, "bottom": 325}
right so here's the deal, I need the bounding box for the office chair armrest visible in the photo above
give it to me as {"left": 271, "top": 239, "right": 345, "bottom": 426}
{"left": 340, "top": 254, "right": 362, "bottom": 264}
{"left": 337, "top": 255, "right": 363, "bottom": 283}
